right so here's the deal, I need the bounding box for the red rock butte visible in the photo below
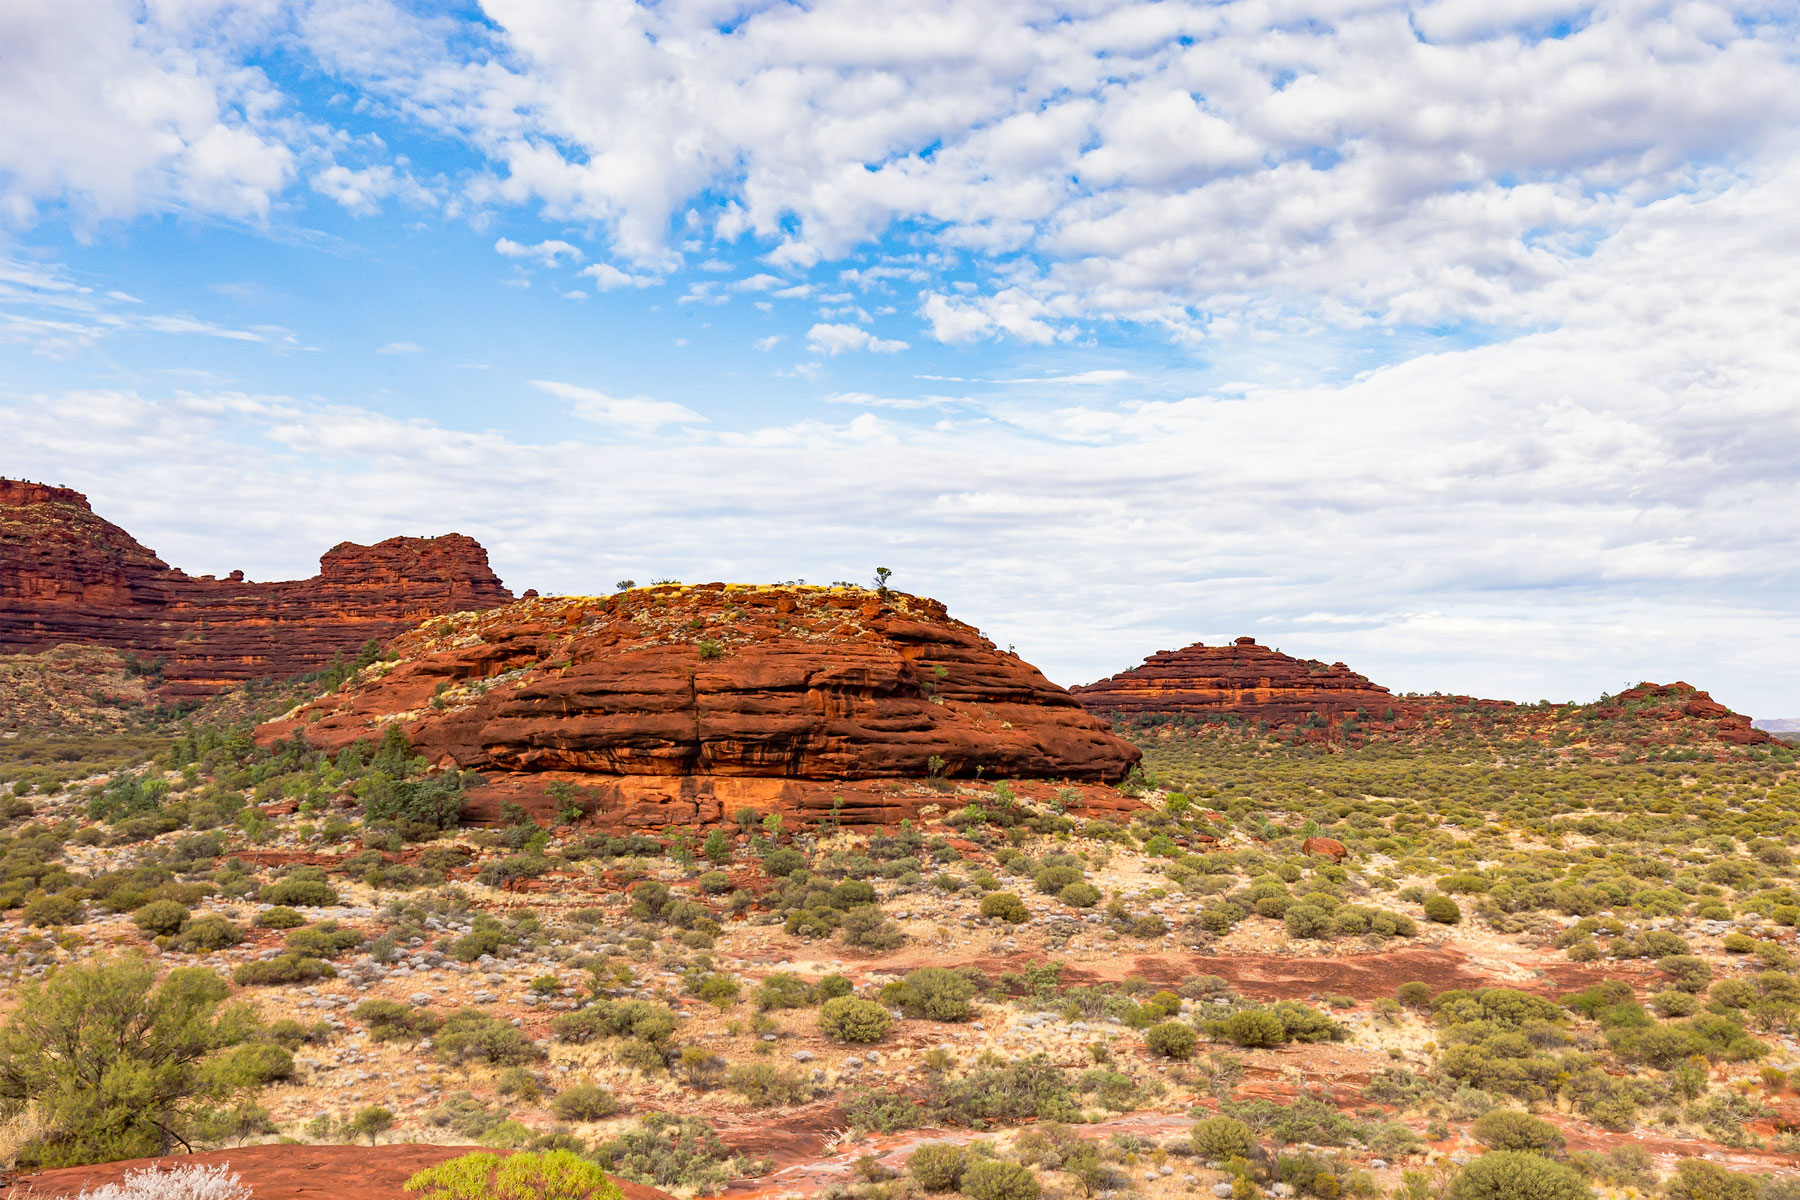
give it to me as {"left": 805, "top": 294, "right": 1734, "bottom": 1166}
{"left": 1071, "top": 636, "right": 1402, "bottom": 726}
{"left": 260, "top": 584, "right": 1143, "bottom": 827}
{"left": 0, "top": 479, "right": 513, "bottom": 698}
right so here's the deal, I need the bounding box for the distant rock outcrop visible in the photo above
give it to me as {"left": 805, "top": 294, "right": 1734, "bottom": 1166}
{"left": 0, "top": 479, "right": 513, "bottom": 697}
{"left": 1603, "top": 681, "right": 1772, "bottom": 747}
{"left": 1071, "top": 636, "right": 1402, "bottom": 726}
{"left": 261, "top": 584, "right": 1142, "bottom": 826}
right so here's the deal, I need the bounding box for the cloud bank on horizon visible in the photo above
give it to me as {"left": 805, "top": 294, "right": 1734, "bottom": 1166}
{"left": 1, "top": 0, "right": 1797, "bottom": 715}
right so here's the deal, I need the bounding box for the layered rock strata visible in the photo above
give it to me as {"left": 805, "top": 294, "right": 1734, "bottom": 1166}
{"left": 0, "top": 479, "right": 512, "bottom": 697}
{"left": 1072, "top": 636, "right": 1401, "bottom": 726}
{"left": 260, "top": 585, "right": 1143, "bottom": 825}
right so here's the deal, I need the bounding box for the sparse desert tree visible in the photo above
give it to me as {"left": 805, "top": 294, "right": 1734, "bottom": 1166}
{"left": 0, "top": 955, "right": 259, "bottom": 1168}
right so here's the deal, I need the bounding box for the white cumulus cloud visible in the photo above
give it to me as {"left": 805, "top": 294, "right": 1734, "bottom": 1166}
{"left": 806, "top": 322, "right": 909, "bottom": 355}
{"left": 532, "top": 379, "right": 706, "bottom": 434}
{"left": 495, "top": 237, "right": 584, "bottom": 265}
{"left": 580, "top": 263, "right": 662, "bottom": 290}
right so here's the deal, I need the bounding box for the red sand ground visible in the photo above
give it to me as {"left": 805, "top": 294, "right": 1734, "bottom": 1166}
{"left": 3, "top": 1145, "right": 673, "bottom": 1200}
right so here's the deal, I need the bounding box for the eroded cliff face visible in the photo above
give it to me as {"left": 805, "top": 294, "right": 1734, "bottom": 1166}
{"left": 260, "top": 584, "right": 1142, "bottom": 824}
{"left": 1071, "top": 636, "right": 1402, "bottom": 726}
{"left": 0, "top": 479, "right": 513, "bottom": 696}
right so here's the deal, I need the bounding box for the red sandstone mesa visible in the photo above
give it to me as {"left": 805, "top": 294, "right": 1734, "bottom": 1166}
{"left": 260, "top": 584, "right": 1143, "bottom": 827}
{"left": 0, "top": 479, "right": 512, "bottom": 697}
{"left": 1072, "top": 636, "right": 1403, "bottom": 727}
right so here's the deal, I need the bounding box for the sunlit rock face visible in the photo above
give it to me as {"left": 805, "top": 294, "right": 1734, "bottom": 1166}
{"left": 258, "top": 584, "right": 1143, "bottom": 827}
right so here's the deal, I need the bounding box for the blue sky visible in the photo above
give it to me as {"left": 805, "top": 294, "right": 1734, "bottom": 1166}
{"left": 3, "top": 0, "right": 1799, "bottom": 716}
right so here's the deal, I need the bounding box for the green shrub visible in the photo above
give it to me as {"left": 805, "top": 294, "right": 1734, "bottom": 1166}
{"left": 1398, "top": 982, "right": 1434, "bottom": 1008}
{"left": 819, "top": 996, "right": 892, "bottom": 1043}
{"left": 1424, "top": 894, "right": 1462, "bottom": 924}
{"left": 22, "top": 892, "right": 83, "bottom": 927}
{"left": 233, "top": 954, "right": 335, "bottom": 986}
{"left": 590, "top": 1114, "right": 756, "bottom": 1193}
{"left": 285, "top": 921, "right": 364, "bottom": 959}
{"left": 404, "top": 1149, "right": 623, "bottom": 1200}
{"left": 173, "top": 916, "right": 244, "bottom": 952}
{"left": 980, "top": 892, "right": 1030, "bottom": 923}
{"left": 1471, "top": 1109, "right": 1565, "bottom": 1153}
{"left": 840, "top": 905, "right": 907, "bottom": 950}
{"left": 1284, "top": 903, "right": 1332, "bottom": 938}
{"left": 1190, "top": 1115, "right": 1257, "bottom": 1159}
{"left": 753, "top": 972, "right": 815, "bottom": 1010}
{"left": 551, "top": 1000, "right": 676, "bottom": 1047}
{"left": 359, "top": 770, "right": 470, "bottom": 831}
{"left": 685, "top": 971, "right": 740, "bottom": 1008}
{"left": 1663, "top": 1159, "right": 1760, "bottom": 1200}
{"left": 784, "top": 906, "right": 841, "bottom": 938}
{"left": 929, "top": 1056, "right": 1077, "bottom": 1124}
{"left": 882, "top": 967, "right": 976, "bottom": 1021}
{"left": 1270, "top": 1000, "right": 1345, "bottom": 1043}
{"left": 256, "top": 905, "right": 306, "bottom": 929}
{"left": 1129, "top": 913, "right": 1168, "bottom": 938}
{"left": 549, "top": 1083, "right": 619, "bottom": 1121}
{"left": 1145, "top": 1021, "right": 1197, "bottom": 1059}
{"left": 435, "top": 1008, "right": 543, "bottom": 1066}
{"left": 1218, "top": 1008, "right": 1289, "bottom": 1047}
{"left": 1445, "top": 1151, "right": 1592, "bottom": 1200}
{"left": 907, "top": 1142, "right": 968, "bottom": 1192}
{"left": 763, "top": 848, "right": 806, "bottom": 877}
{"left": 260, "top": 877, "right": 339, "bottom": 907}
{"left": 355, "top": 999, "right": 441, "bottom": 1042}
{"left": 960, "top": 1159, "right": 1041, "bottom": 1200}
{"left": 830, "top": 879, "right": 878, "bottom": 909}
{"left": 1659, "top": 955, "right": 1714, "bottom": 993}
{"left": 724, "top": 1062, "right": 811, "bottom": 1106}
{"left": 1651, "top": 989, "right": 1701, "bottom": 1017}
{"left": 133, "top": 899, "right": 190, "bottom": 936}
{"left": 209, "top": 1041, "right": 295, "bottom": 1088}
{"left": 1057, "top": 882, "right": 1101, "bottom": 908}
